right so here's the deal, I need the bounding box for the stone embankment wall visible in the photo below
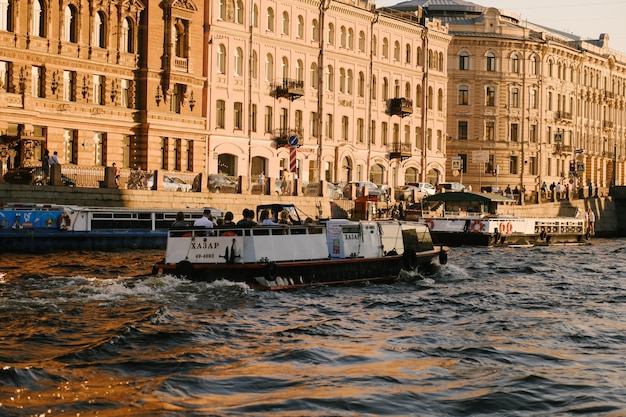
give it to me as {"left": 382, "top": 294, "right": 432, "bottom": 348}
{"left": 0, "top": 184, "right": 622, "bottom": 236}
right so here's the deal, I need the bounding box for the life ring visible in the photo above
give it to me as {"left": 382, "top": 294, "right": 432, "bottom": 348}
{"left": 470, "top": 220, "right": 484, "bottom": 233}
{"left": 57, "top": 212, "right": 71, "bottom": 230}
{"left": 506, "top": 222, "right": 513, "bottom": 234}
{"left": 176, "top": 260, "right": 194, "bottom": 277}
{"left": 221, "top": 231, "right": 237, "bottom": 236}
{"left": 499, "top": 222, "right": 506, "bottom": 233}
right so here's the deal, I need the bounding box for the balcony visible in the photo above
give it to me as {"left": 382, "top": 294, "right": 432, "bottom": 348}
{"left": 173, "top": 57, "right": 188, "bottom": 72}
{"left": 553, "top": 144, "right": 573, "bottom": 154}
{"left": 603, "top": 120, "right": 614, "bottom": 129}
{"left": 388, "top": 142, "right": 412, "bottom": 160}
{"left": 605, "top": 91, "right": 615, "bottom": 100}
{"left": 388, "top": 98, "right": 413, "bottom": 117}
{"left": 270, "top": 79, "right": 304, "bottom": 101}
{"left": 555, "top": 111, "right": 572, "bottom": 120}
{"left": 272, "top": 128, "right": 304, "bottom": 148}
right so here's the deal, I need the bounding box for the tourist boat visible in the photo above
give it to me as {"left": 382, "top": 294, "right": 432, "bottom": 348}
{"left": 405, "top": 192, "right": 588, "bottom": 246}
{"left": 0, "top": 203, "right": 222, "bottom": 253}
{"left": 153, "top": 209, "right": 450, "bottom": 290}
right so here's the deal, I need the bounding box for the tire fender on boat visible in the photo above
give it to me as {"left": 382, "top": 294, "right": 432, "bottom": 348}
{"left": 57, "top": 212, "right": 71, "bottom": 230}
{"left": 438, "top": 247, "right": 448, "bottom": 265}
{"left": 493, "top": 229, "right": 501, "bottom": 244}
{"left": 266, "top": 261, "right": 278, "bottom": 279}
{"left": 176, "top": 260, "right": 193, "bottom": 277}
{"left": 539, "top": 230, "right": 547, "bottom": 241}
{"left": 403, "top": 251, "right": 418, "bottom": 271}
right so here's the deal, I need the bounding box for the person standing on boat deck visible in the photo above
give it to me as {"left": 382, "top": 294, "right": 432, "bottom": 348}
{"left": 278, "top": 210, "right": 292, "bottom": 225}
{"left": 586, "top": 209, "right": 595, "bottom": 235}
{"left": 223, "top": 211, "right": 236, "bottom": 227}
{"left": 41, "top": 150, "right": 50, "bottom": 181}
{"left": 194, "top": 209, "right": 214, "bottom": 228}
{"left": 172, "top": 211, "right": 187, "bottom": 227}
{"left": 237, "top": 208, "right": 257, "bottom": 227}
{"left": 260, "top": 209, "right": 277, "bottom": 226}
{"left": 113, "top": 162, "right": 121, "bottom": 187}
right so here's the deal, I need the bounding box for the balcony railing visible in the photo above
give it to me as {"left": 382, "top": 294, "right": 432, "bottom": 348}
{"left": 555, "top": 111, "right": 572, "bottom": 120}
{"left": 388, "top": 142, "right": 412, "bottom": 160}
{"left": 272, "top": 128, "right": 304, "bottom": 147}
{"left": 603, "top": 120, "right": 614, "bottom": 129}
{"left": 173, "top": 57, "right": 188, "bottom": 72}
{"left": 388, "top": 98, "right": 413, "bottom": 117}
{"left": 554, "top": 144, "right": 573, "bottom": 154}
{"left": 605, "top": 91, "right": 615, "bottom": 100}
{"left": 270, "top": 79, "right": 304, "bottom": 101}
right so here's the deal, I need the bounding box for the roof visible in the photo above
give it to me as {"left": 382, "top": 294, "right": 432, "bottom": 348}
{"left": 423, "top": 191, "right": 515, "bottom": 204}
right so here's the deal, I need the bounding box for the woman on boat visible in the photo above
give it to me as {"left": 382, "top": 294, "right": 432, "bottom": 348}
{"left": 278, "top": 210, "right": 292, "bottom": 225}
{"left": 172, "top": 211, "right": 187, "bottom": 227}
{"left": 260, "top": 209, "right": 277, "bottom": 226}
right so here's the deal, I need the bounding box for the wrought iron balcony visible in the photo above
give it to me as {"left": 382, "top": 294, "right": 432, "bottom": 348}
{"left": 555, "top": 111, "right": 572, "bottom": 120}
{"left": 553, "top": 144, "right": 572, "bottom": 154}
{"left": 272, "top": 128, "right": 304, "bottom": 148}
{"left": 270, "top": 79, "right": 304, "bottom": 101}
{"left": 388, "top": 98, "right": 413, "bottom": 117}
{"left": 388, "top": 142, "right": 412, "bottom": 160}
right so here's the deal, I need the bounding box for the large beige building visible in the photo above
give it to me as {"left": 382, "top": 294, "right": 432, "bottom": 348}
{"left": 0, "top": 0, "right": 450, "bottom": 191}
{"left": 396, "top": 0, "right": 626, "bottom": 196}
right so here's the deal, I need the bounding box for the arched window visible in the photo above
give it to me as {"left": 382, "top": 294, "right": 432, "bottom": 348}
{"left": 310, "top": 63, "right": 318, "bottom": 89}
{"left": 416, "top": 85, "right": 422, "bottom": 107}
{"left": 511, "top": 53, "right": 519, "bottom": 73}
{"left": 372, "top": 35, "right": 377, "bottom": 56}
{"left": 358, "top": 71, "right": 365, "bottom": 97}
{"left": 416, "top": 47, "right": 421, "bottom": 66}
{"left": 486, "top": 52, "right": 496, "bottom": 71}
{"left": 459, "top": 51, "right": 469, "bottom": 70}
{"left": 393, "top": 41, "right": 400, "bottom": 61}
{"left": 281, "top": 11, "right": 289, "bottom": 35}
{"left": 405, "top": 82, "right": 411, "bottom": 99}
{"left": 437, "top": 88, "right": 443, "bottom": 111}
{"left": 251, "top": 50, "right": 258, "bottom": 79}
{"left": 297, "top": 15, "right": 304, "bottom": 39}
{"left": 64, "top": 5, "right": 78, "bottom": 43}
{"left": 235, "top": 0, "right": 244, "bottom": 23}
{"left": 0, "top": 0, "right": 14, "bottom": 31}
{"left": 94, "top": 11, "right": 106, "bottom": 48}
{"left": 382, "top": 38, "right": 389, "bottom": 59}
{"left": 530, "top": 55, "right": 538, "bottom": 75}
{"left": 234, "top": 47, "right": 243, "bottom": 76}
{"left": 265, "top": 53, "right": 274, "bottom": 81}
{"left": 339, "top": 68, "right": 345, "bottom": 93}
{"left": 217, "top": 44, "right": 226, "bottom": 73}
{"left": 326, "top": 65, "right": 334, "bottom": 91}
{"left": 32, "top": 0, "right": 45, "bottom": 37}
{"left": 382, "top": 77, "right": 389, "bottom": 100}
{"left": 372, "top": 75, "right": 377, "bottom": 100}
{"left": 266, "top": 8, "right": 274, "bottom": 32}
{"left": 174, "top": 19, "right": 188, "bottom": 58}
{"left": 296, "top": 59, "right": 303, "bottom": 82}
{"left": 347, "top": 69, "right": 353, "bottom": 95}
{"left": 358, "top": 31, "right": 365, "bottom": 52}
{"left": 218, "top": 0, "right": 226, "bottom": 20}
{"left": 252, "top": 4, "right": 258, "bottom": 27}
{"left": 311, "top": 19, "right": 319, "bottom": 42}
{"left": 340, "top": 26, "right": 346, "bottom": 48}
{"left": 121, "top": 17, "right": 134, "bottom": 53}
{"left": 405, "top": 44, "right": 411, "bottom": 64}
{"left": 348, "top": 28, "right": 354, "bottom": 50}
{"left": 327, "top": 22, "right": 334, "bottom": 45}
{"left": 427, "top": 86, "right": 433, "bottom": 109}
{"left": 281, "top": 56, "right": 289, "bottom": 79}
{"left": 438, "top": 52, "right": 444, "bottom": 70}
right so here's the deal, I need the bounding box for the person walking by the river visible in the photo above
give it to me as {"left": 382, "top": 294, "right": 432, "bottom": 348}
{"left": 113, "top": 162, "right": 121, "bottom": 188}
{"left": 49, "top": 151, "right": 60, "bottom": 166}
{"left": 41, "top": 150, "right": 50, "bottom": 182}
{"left": 588, "top": 181, "right": 593, "bottom": 198}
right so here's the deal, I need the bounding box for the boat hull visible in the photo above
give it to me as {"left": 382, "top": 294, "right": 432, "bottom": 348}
{"left": 155, "top": 247, "right": 446, "bottom": 290}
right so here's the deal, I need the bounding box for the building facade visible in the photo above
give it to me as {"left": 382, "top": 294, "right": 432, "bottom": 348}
{"left": 0, "top": 0, "right": 450, "bottom": 192}
{"left": 398, "top": 0, "right": 626, "bottom": 196}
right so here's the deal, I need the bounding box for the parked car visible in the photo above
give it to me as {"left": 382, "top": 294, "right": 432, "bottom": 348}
{"left": 208, "top": 174, "right": 238, "bottom": 193}
{"left": 342, "top": 181, "right": 382, "bottom": 199}
{"left": 480, "top": 185, "right": 502, "bottom": 194}
{"left": 3, "top": 166, "right": 76, "bottom": 187}
{"left": 407, "top": 182, "right": 436, "bottom": 195}
{"left": 146, "top": 175, "right": 193, "bottom": 192}
{"left": 437, "top": 182, "right": 467, "bottom": 192}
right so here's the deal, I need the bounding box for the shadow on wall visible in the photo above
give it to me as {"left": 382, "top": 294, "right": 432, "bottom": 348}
{"left": 330, "top": 202, "right": 349, "bottom": 219}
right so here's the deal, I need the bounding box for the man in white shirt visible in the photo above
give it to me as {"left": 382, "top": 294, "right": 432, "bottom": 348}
{"left": 194, "top": 209, "right": 214, "bottom": 228}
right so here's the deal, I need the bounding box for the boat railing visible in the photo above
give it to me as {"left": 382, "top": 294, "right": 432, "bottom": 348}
{"left": 534, "top": 218, "right": 584, "bottom": 234}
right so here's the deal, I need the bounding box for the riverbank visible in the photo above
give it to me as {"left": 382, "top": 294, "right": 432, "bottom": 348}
{"left": 0, "top": 183, "right": 622, "bottom": 237}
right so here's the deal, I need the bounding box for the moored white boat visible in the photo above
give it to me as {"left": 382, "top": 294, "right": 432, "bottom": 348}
{"left": 407, "top": 192, "right": 588, "bottom": 246}
{"left": 0, "top": 203, "right": 220, "bottom": 252}
{"left": 153, "top": 217, "right": 450, "bottom": 290}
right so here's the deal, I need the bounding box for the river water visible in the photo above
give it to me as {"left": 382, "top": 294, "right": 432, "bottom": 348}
{"left": 1, "top": 239, "right": 626, "bottom": 416}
